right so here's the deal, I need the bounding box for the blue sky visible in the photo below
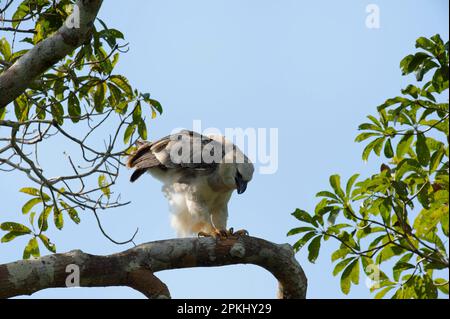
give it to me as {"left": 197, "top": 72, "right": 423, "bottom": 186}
{"left": 0, "top": 0, "right": 449, "bottom": 299}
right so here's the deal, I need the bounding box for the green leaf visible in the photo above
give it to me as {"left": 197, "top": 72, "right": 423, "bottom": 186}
{"left": 149, "top": 99, "right": 163, "bottom": 114}
{"left": 68, "top": 92, "right": 81, "bottom": 123}
{"left": 362, "top": 137, "right": 384, "bottom": 161}
{"left": 59, "top": 201, "right": 81, "bottom": 224}
{"left": 329, "top": 175, "right": 345, "bottom": 200}
{"left": 110, "top": 75, "right": 133, "bottom": 97}
{"left": 416, "top": 133, "right": 430, "bottom": 166}
{"left": 0, "top": 37, "right": 12, "bottom": 60}
{"left": 396, "top": 133, "right": 414, "bottom": 159}
{"left": 132, "top": 100, "right": 142, "bottom": 123}
{"left": 374, "top": 286, "right": 395, "bottom": 299}
{"left": 29, "top": 212, "right": 36, "bottom": 228}
{"left": 416, "top": 37, "right": 435, "bottom": 52}
{"left": 350, "top": 258, "right": 360, "bottom": 285}
{"left": 414, "top": 206, "right": 448, "bottom": 240}
{"left": 93, "top": 82, "right": 106, "bottom": 113}
{"left": 38, "top": 234, "right": 56, "bottom": 253}
{"left": 38, "top": 206, "right": 53, "bottom": 232}
{"left": 400, "top": 55, "right": 414, "bottom": 75}
{"left": 0, "top": 222, "right": 31, "bottom": 234}
{"left": 333, "top": 257, "right": 354, "bottom": 276}
{"left": 340, "top": 259, "right": 359, "bottom": 294}
{"left": 23, "top": 237, "right": 40, "bottom": 259}
{"left": 441, "top": 209, "right": 449, "bottom": 237}
{"left": 392, "top": 181, "right": 408, "bottom": 198}
{"left": 0, "top": 104, "right": 6, "bottom": 120}
{"left": 355, "top": 132, "right": 381, "bottom": 143}
{"left": 22, "top": 198, "right": 42, "bottom": 215}
{"left": 124, "top": 123, "right": 136, "bottom": 144}
{"left": 376, "top": 245, "right": 404, "bottom": 264}
{"left": 98, "top": 174, "right": 111, "bottom": 199}
{"left": 429, "top": 146, "right": 445, "bottom": 173}
{"left": 307, "top": 236, "right": 322, "bottom": 263}
{"left": 383, "top": 138, "right": 394, "bottom": 158}
{"left": 434, "top": 278, "right": 449, "bottom": 295}
{"left": 1, "top": 231, "right": 29, "bottom": 243}
{"left": 53, "top": 206, "right": 64, "bottom": 230}
{"left": 292, "top": 231, "right": 317, "bottom": 252}
{"left": 331, "top": 248, "right": 350, "bottom": 262}
{"left": 358, "top": 123, "right": 381, "bottom": 131}
{"left": 392, "top": 253, "right": 414, "bottom": 280}
{"left": 291, "top": 209, "right": 313, "bottom": 224}
{"left": 19, "top": 187, "right": 50, "bottom": 201}
{"left": 346, "top": 174, "right": 360, "bottom": 196}
{"left": 287, "top": 227, "right": 316, "bottom": 236}
{"left": 50, "top": 99, "right": 64, "bottom": 126}
{"left": 138, "top": 119, "right": 147, "bottom": 140}
{"left": 316, "top": 191, "right": 339, "bottom": 201}
{"left": 11, "top": 4, "right": 29, "bottom": 29}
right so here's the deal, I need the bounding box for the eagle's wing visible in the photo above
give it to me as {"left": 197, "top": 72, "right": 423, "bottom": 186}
{"left": 127, "top": 130, "right": 221, "bottom": 182}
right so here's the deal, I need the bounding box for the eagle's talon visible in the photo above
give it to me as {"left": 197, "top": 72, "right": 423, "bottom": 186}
{"left": 231, "top": 229, "right": 249, "bottom": 237}
{"left": 217, "top": 229, "right": 229, "bottom": 240}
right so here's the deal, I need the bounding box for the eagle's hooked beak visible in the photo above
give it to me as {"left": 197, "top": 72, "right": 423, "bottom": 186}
{"left": 235, "top": 172, "right": 248, "bottom": 194}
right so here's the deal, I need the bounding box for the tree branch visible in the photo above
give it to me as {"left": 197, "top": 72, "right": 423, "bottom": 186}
{"left": 0, "top": 236, "right": 307, "bottom": 299}
{"left": 0, "top": 0, "right": 104, "bottom": 107}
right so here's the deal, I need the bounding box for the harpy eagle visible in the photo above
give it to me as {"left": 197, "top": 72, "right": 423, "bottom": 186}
{"left": 127, "top": 130, "right": 254, "bottom": 238}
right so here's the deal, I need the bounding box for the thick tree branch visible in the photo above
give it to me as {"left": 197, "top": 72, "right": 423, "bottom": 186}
{"left": 0, "top": 236, "right": 307, "bottom": 299}
{"left": 0, "top": 0, "right": 103, "bottom": 107}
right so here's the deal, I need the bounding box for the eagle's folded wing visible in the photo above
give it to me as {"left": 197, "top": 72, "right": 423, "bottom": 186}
{"left": 127, "top": 130, "right": 221, "bottom": 182}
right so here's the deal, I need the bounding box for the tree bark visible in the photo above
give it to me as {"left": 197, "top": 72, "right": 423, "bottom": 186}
{"left": 0, "top": 0, "right": 103, "bottom": 107}
{"left": 0, "top": 236, "right": 307, "bottom": 299}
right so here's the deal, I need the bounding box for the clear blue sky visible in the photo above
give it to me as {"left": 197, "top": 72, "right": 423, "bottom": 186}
{"left": 0, "top": 0, "right": 448, "bottom": 298}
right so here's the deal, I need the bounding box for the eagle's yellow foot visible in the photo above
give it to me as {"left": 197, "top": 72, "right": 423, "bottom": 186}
{"left": 198, "top": 228, "right": 249, "bottom": 240}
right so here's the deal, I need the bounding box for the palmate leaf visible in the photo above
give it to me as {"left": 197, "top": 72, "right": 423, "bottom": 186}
{"left": 0, "top": 1, "right": 169, "bottom": 265}
{"left": 290, "top": 35, "right": 448, "bottom": 299}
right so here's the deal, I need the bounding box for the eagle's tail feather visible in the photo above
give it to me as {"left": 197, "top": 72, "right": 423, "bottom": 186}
{"left": 127, "top": 141, "right": 164, "bottom": 182}
{"left": 130, "top": 168, "right": 147, "bottom": 182}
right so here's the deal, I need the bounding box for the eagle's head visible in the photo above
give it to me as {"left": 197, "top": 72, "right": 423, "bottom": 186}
{"left": 234, "top": 160, "right": 254, "bottom": 194}
{"left": 209, "top": 134, "right": 254, "bottom": 195}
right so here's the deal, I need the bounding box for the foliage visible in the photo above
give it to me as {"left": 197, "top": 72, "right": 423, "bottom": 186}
{"left": 288, "top": 35, "right": 449, "bottom": 299}
{"left": 0, "top": 0, "right": 162, "bottom": 258}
